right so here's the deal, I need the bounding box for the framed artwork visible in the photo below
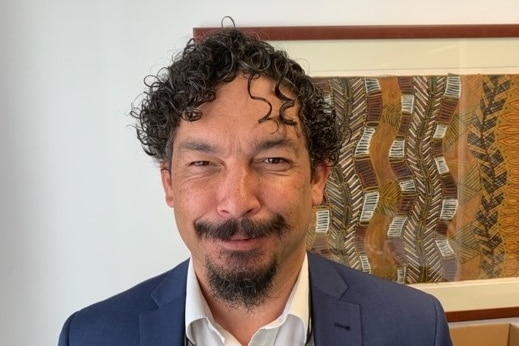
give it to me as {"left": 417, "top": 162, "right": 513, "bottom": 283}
{"left": 193, "top": 24, "right": 519, "bottom": 321}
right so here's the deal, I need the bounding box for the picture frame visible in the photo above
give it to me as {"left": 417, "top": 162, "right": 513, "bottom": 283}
{"left": 193, "top": 24, "right": 519, "bottom": 322}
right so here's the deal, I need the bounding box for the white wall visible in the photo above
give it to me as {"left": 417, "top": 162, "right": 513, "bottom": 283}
{"left": 1, "top": 1, "right": 519, "bottom": 345}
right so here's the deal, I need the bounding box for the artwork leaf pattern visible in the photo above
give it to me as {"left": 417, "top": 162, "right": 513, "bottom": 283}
{"left": 308, "top": 75, "right": 519, "bottom": 283}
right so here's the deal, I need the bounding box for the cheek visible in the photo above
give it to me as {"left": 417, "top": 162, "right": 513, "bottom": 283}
{"left": 172, "top": 170, "right": 213, "bottom": 206}
{"left": 266, "top": 176, "right": 314, "bottom": 214}
{"left": 171, "top": 178, "right": 221, "bottom": 238}
{"left": 172, "top": 190, "right": 205, "bottom": 247}
{"left": 174, "top": 184, "right": 211, "bottom": 220}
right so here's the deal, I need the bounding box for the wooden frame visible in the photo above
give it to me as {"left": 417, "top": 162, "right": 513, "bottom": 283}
{"left": 414, "top": 278, "right": 519, "bottom": 322}
{"left": 447, "top": 307, "right": 519, "bottom": 322}
{"left": 195, "top": 24, "right": 519, "bottom": 77}
{"left": 193, "top": 24, "right": 519, "bottom": 322}
{"left": 194, "top": 24, "right": 519, "bottom": 41}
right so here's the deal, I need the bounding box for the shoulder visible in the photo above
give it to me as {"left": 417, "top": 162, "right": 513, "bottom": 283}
{"left": 308, "top": 253, "right": 452, "bottom": 345}
{"left": 308, "top": 252, "right": 445, "bottom": 321}
{"left": 78, "top": 259, "right": 188, "bottom": 316}
{"left": 308, "top": 252, "right": 435, "bottom": 300}
{"left": 58, "top": 260, "right": 189, "bottom": 345}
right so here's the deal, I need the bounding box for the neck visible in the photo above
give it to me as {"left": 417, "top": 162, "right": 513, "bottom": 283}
{"left": 210, "top": 292, "right": 290, "bottom": 345}
{"left": 198, "top": 257, "right": 304, "bottom": 345}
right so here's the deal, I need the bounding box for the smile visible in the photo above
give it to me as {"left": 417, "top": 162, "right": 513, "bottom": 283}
{"left": 216, "top": 235, "right": 265, "bottom": 252}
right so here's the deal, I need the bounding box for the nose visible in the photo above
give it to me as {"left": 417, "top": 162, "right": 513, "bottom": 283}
{"left": 216, "top": 165, "right": 261, "bottom": 218}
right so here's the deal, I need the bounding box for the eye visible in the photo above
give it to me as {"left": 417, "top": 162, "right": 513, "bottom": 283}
{"left": 259, "top": 157, "right": 293, "bottom": 172}
{"left": 264, "top": 157, "right": 287, "bottom": 164}
{"left": 189, "top": 160, "right": 211, "bottom": 167}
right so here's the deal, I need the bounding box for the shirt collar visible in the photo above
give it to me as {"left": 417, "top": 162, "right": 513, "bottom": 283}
{"left": 185, "top": 254, "right": 310, "bottom": 344}
{"left": 185, "top": 259, "right": 216, "bottom": 342}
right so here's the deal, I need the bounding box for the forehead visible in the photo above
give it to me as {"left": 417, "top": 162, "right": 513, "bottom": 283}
{"left": 198, "top": 75, "right": 299, "bottom": 121}
{"left": 172, "top": 75, "right": 305, "bottom": 151}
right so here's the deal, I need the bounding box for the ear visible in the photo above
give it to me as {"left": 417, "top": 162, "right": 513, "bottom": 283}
{"left": 160, "top": 162, "right": 175, "bottom": 208}
{"left": 311, "top": 163, "right": 330, "bottom": 205}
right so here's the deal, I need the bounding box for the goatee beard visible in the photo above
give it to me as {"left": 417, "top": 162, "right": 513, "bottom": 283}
{"left": 194, "top": 214, "right": 288, "bottom": 309}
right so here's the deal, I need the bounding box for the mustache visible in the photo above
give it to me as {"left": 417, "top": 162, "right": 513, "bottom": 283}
{"left": 194, "top": 214, "right": 288, "bottom": 241}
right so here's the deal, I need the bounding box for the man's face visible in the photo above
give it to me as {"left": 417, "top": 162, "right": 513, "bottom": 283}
{"left": 160, "top": 75, "right": 329, "bottom": 307}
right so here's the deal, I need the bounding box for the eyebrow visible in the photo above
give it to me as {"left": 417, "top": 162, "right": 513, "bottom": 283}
{"left": 178, "top": 140, "right": 216, "bottom": 154}
{"left": 254, "top": 137, "right": 300, "bottom": 154}
{"left": 177, "top": 137, "right": 301, "bottom": 155}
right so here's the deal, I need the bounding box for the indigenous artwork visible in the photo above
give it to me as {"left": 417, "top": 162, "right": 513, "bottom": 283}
{"left": 307, "top": 74, "right": 519, "bottom": 284}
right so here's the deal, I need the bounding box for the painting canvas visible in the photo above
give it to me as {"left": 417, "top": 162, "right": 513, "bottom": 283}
{"left": 306, "top": 74, "right": 519, "bottom": 284}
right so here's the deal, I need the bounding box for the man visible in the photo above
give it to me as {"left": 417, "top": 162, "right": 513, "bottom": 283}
{"left": 59, "top": 29, "right": 453, "bottom": 345}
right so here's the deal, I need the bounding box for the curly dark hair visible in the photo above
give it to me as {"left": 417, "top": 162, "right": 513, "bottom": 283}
{"left": 131, "top": 28, "right": 342, "bottom": 171}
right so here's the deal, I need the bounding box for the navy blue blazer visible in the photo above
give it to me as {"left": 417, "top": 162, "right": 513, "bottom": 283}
{"left": 59, "top": 252, "right": 452, "bottom": 345}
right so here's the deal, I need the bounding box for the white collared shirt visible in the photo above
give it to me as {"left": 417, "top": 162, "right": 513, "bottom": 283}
{"left": 185, "top": 254, "right": 313, "bottom": 346}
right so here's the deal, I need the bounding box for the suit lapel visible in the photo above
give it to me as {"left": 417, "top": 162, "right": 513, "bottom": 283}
{"left": 139, "top": 298, "right": 185, "bottom": 346}
{"left": 309, "top": 253, "right": 362, "bottom": 346}
{"left": 139, "top": 260, "right": 188, "bottom": 346}
{"left": 138, "top": 256, "right": 363, "bottom": 346}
